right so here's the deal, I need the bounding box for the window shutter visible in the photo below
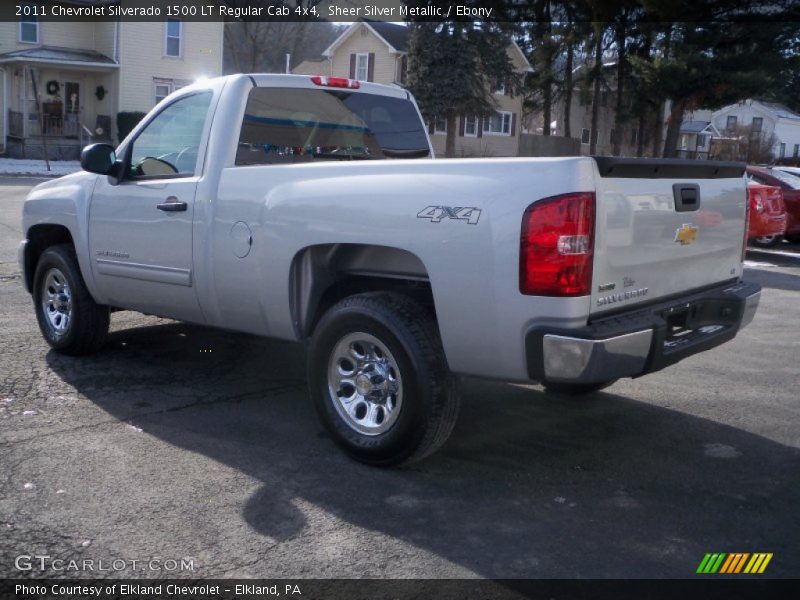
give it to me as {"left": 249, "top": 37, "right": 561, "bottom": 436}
{"left": 367, "top": 53, "right": 375, "bottom": 82}
{"left": 477, "top": 117, "right": 483, "bottom": 138}
{"left": 510, "top": 113, "right": 516, "bottom": 137}
{"left": 459, "top": 115, "right": 465, "bottom": 137}
{"left": 349, "top": 54, "right": 356, "bottom": 79}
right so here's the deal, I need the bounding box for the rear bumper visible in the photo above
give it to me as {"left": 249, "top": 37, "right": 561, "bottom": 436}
{"left": 526, "top": 280, "right": 761, "bottom": 384}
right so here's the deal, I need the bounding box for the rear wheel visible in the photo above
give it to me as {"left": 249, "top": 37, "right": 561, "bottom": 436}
{"left": 33, "top": 244, "right": 109, "bottom": 355}
{"left": 308, "top": 292, "right": 459, "bottom": 467}
{"left": 542, "top": 380, "right": 617, "bottom": 396}
{"left": 749, "top": 234, "right": 783, "bottom": 248}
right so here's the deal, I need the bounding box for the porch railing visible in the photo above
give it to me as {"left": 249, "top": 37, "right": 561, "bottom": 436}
{"left": 9, "top": 111, "right": 23, "bottom": 138}
{"left": 8, "top": 109, "right": 82, "bottom": 139}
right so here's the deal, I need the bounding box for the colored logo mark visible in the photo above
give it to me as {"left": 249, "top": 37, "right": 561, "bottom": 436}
{"left": 696, "top": 553, "right": 773, "bottom": 574}
{"left": 674, "top": 223, "right": 699, "bottom": 246}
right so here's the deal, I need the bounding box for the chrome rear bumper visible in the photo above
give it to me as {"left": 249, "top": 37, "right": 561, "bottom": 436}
{"left": 527, "top": 281, "right": 761, "bottom": 384}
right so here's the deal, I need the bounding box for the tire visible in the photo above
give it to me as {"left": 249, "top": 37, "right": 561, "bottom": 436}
{"left": 542, "top": 380, "right": 617, "bottom": 396}
{"left": 33, "top": 244, "right": 109, "bottom": 355}
{"left": 307, "top": 292, "right": 459, "bottom": 467}
{"left": 749, "top": 234, "right": 783, "bottom": 248}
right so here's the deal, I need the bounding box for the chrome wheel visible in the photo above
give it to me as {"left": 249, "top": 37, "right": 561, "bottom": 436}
{"left": 327, "top": 332, "right": 403, "bottom": 436}
{"left": 41, "top": 267, "right": 72, "bottom": 336}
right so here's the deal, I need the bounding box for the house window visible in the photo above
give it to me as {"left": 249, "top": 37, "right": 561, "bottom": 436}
{"left": 752, "top": 117, "right": 763, "bottom": 132}
{"left": 154, "top": 82, "right": 173, "bottom": 105}
{"left": 397, "top": 55, "right": 408, "bottom": 85}
{"left": 483, "top": 111, "right": 512, "bottom": 135}
{"left": 434, "top": 116, "right": 447, "bottom": 135}
{"left": 165, "top": 19, "right": 182, "bottom": 57}
{"left": 794, "top": 144, "right": 799, "bottom": 158}
{"left": 492, "top": 79, "right": 506, "bottom": 96}
{"left": 779, "top": 143, "right": 786, "bottom": 158}
{"left": 19, "top": 8, "right": 39, "bottom": 43}
{"left": 581, "top": 128, "right": 590, "bottom": 145}
{"left": 153, "top": 78, "right": 191, "bottom": 105}
{"left": 355, "top": 53, "right": 369, "bottom": 81}
{"left": 726, "top": 115, "right": 737, "bottom": 130}
{"left": 464, "top": 115, "right": 478, "bottom": 137}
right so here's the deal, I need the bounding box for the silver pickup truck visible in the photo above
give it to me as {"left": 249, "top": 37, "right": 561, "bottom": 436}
{"left": 19, "top": 74, "right": 760, "bottom": 465}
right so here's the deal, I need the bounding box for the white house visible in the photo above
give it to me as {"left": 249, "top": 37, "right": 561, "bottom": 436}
{"left": 295, "top": 21, "right": 534, "bottom": 157}
{"left": 710, "top": 99, "right": 800, "bottom": 161}
{"left": 0, "top": 5, "right": 223, "bottom": 158}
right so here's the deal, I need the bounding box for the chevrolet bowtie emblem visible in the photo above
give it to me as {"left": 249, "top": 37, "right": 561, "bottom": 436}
{"left": 674, "top": 223, "right": 699, "bottom": 245}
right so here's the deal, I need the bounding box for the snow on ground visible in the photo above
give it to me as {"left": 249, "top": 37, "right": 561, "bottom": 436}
{"left": 0, "top": 158, "right": 81, "bottom": 177}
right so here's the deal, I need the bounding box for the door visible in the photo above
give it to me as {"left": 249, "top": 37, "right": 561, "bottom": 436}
{"left": 63, "top": 80, "right": 80, "bottom": 137}
{"left": 89, "top": 91, "right": 213, "bottom": 322}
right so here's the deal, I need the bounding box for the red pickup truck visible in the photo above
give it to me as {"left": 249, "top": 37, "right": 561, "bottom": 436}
{"left": 746, "top": 183, "right": 787, "bottom": 246}
{"left": 746, "top": 166, "right": 800, "bottom": 246}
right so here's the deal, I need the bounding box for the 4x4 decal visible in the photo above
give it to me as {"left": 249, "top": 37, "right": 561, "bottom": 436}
{"left": 417, "top": 205, "right": 482, "bottom": 225}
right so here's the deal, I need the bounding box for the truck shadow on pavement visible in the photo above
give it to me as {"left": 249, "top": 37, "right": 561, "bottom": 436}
{"left": 46, "top": 321, "right": 800, "bottom": 578}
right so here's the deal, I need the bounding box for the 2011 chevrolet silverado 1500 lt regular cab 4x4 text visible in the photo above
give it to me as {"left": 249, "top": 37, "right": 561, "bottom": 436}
{"left": 18, "top": 74, "right": 761, "bottom": 465}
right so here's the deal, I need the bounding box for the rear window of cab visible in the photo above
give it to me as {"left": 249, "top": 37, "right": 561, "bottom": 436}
{"left": 236, "top": 87, "right": 430, "bottom": 165}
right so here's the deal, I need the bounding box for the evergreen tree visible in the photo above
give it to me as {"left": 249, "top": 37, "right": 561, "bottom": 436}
{"left": 406, "top": 22, "right": 518, "bottom": 157}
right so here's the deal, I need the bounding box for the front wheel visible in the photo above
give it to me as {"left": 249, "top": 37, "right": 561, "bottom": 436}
{"left": 33, "top": 244, "right": 109, "bottom": 355}
{"left": 307, "top": 292, "right": 459, "bottom": 467}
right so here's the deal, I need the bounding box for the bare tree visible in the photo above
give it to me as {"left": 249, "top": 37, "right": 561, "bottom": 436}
{"left": 222, "top": 1, "right": 340, "bottom": 74}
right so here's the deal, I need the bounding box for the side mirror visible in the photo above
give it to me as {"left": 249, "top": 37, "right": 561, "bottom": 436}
{"left": 80, "top": 143, "right": 117, "bottom": 175}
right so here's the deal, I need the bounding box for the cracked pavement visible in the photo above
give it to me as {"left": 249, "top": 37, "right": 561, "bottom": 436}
{"left": 1, "top": 177, "right": 799, "bottom": 579}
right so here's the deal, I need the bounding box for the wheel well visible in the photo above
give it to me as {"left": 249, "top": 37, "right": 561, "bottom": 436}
{"left": 23, "top": 225, "right": 74, "bottom": 292}
{"left": 290, "top": 244, "right": 435, "bottom": 338}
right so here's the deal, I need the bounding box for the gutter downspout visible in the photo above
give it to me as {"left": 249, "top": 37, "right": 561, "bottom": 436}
{"left": 0, "top": 67, "right": 7, "bottom": 154}
{"left": 113, "top": 20, "right": 120, "bottom": 143}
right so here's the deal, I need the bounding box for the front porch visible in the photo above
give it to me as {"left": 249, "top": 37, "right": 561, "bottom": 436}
{"left": 1, "top": 46, "right": 118, "bottom": 159}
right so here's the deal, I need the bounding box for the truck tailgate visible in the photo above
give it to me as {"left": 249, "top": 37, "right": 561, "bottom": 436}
{"left": 591, "top": 158, "right": 747, "bottom": 315}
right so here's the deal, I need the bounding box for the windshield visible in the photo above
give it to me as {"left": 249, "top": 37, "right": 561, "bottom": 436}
{"left": 236, "top": 87, "right": 430, "bottom": 165}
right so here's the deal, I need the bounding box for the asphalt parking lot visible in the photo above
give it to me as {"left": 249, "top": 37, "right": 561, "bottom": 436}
{"left": 1, "top": 176, "right": 798, "bottom": 579}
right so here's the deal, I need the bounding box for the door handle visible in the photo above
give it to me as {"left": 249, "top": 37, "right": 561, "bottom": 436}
{"left": 157, "top": 196, "right": 187, "bottom": 212}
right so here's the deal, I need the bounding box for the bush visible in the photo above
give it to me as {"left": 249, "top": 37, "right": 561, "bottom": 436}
{"left": 116, "top": 111, "right": 146, "bottom": 142}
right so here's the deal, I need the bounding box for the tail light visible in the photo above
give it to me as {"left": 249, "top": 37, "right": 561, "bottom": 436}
{"left": 520, "top": 192, "right": 595, "bottom": 296}
{"left": 310, "top": 75, "right": 360, "bottom": 89}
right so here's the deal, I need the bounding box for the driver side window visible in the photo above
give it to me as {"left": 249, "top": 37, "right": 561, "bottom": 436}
{"left": 129, "top": 91, "right": 212, "bottom": 178}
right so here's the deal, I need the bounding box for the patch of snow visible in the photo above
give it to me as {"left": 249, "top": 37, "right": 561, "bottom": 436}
{"left": 0, "top": 158, "right": 81, "bottom": 177}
